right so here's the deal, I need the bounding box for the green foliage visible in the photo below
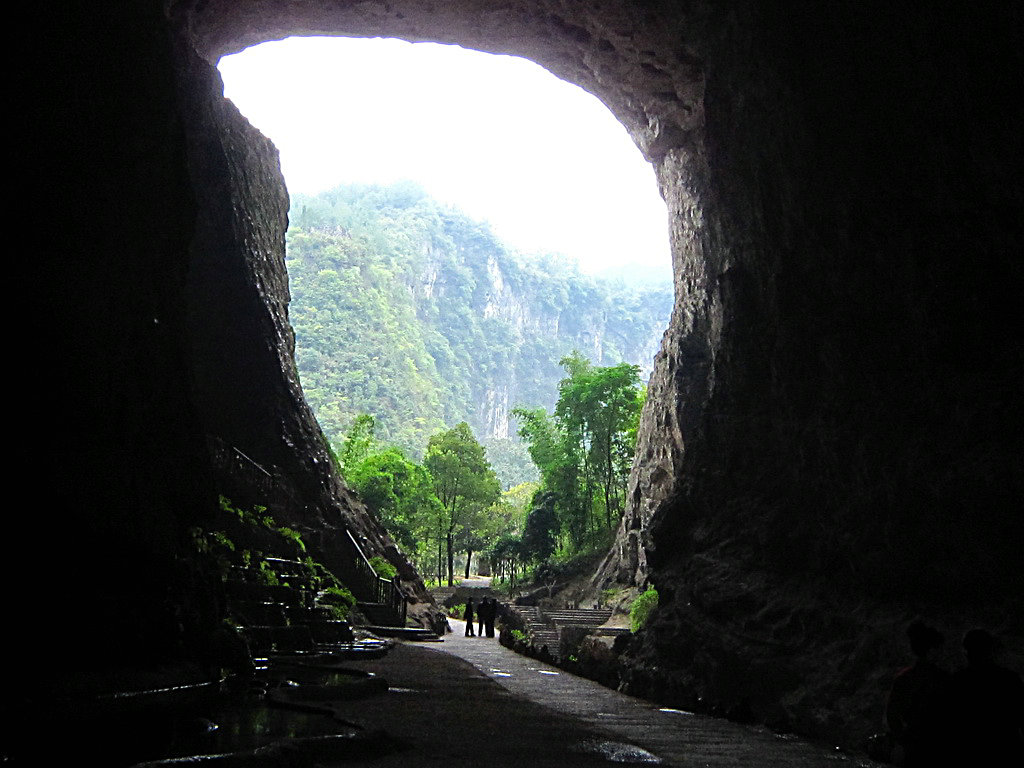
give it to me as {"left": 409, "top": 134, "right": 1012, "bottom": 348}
{"left": 368, "top": 555, "right": 398, "bottom": 580}
{"left": 337, "top": 414, "right": 377, "bottom": 478}
{"left": 346, "top": 441, "right": 441, "bottom": 553}
{"left": 188, "top": 526, "right": 235, "bottom": 581}
{"left": 217, "top": 495, "right": 309, "bottom": 554}
{"left": 256, "top": 560, "right": 279, "bottom": 586}
{"left": 425, "top": 422, "right": 503, "bottom": 585}
{"left": 521, "top": 492, "right": 558, "bottom": 563}
{"left": 284, "top": 183, "right": 671, "bottom": 488}
{"left": 275, "top": 526, "right": 306, "bottom": 553}
{"left": 513, "top": 354, "right": 644, "bottom": 557}
{"left": 630, "top": 588, "right": 659, "bottom": 633}
{"left": 321, "top": 585, "right": 357, "bottom": 620}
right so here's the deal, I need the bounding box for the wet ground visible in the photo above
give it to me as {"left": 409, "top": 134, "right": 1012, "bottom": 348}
{"left": 430, "top": 620, "right": 875, "bottom": 767}
{"left": 8, "top": 626, "right": 878, "bottom": 766}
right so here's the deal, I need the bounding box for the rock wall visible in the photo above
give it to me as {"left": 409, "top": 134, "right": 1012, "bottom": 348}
{"left": 595, "top": 2, "right": 1024, "bottom": 748}
{"left": 18, "top": 2, "right": 220, "bottom": 681}
{"left": 19, "top": 0, "right": 1023, "bottom": 752}
{"left": 176, "top": 43, "right": 435, "bottom": 617}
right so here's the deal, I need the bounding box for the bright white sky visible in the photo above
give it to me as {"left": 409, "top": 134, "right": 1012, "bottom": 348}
{"left": 218, "top": 36, "right": 670, "bottom": 277}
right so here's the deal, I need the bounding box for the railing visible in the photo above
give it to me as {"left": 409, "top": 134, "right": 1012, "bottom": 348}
{"left": 207, "top": 435, "right": 278, "bottom": 502}
{"left": 208, "top": 435, "right": 406, "bottom": 626}
{"left": 345, "top": 529, "right": 407, "bottom": 627}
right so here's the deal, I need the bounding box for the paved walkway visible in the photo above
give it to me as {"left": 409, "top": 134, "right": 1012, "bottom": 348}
{"left": 458, "top": 575, "right": 493, "bottom": 588}
{"left": 428, "top": 620, "right": 873, "bottom": 767}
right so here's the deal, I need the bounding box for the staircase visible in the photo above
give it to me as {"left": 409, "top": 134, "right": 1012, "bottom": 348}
{"left": 342, "top": 530, "right": 410, "bottom": 629}
{"left": 225, "top": 557, "right": 392, "bottom": 663}
{"left": 545, "top": 608, "right": 614, "bottom": 631}
{"left": 209, "top": 436, "right": 413, "bottom": 630}
{"left": 503, "top": 605, "right": 624, "bottom": 661}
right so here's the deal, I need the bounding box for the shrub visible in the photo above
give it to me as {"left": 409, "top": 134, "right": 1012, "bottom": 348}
{"left": 629, "top": 588, "right": 658, "bottom": 633}
{"left": 369, "top": 555, "right": 398, "bottom": 580}
{"left": 321, "top": 585, "right": 357, "bottom": 619}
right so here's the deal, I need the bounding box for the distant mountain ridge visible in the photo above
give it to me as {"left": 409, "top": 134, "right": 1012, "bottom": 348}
{"left": 285, "top": 182, "right": 672, "bottom": 485}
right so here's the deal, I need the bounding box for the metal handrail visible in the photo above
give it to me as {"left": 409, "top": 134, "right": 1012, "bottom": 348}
{"left": 345, "top": 529, "right": 407, "bottom": 626}
{"left": 208, "top": 435, "right": 406, "bottom": 626}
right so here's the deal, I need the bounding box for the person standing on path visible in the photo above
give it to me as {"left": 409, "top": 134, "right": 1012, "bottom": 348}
{"left": 464, "top": 598, "right": 475, "bottom": 637}
{"left": 478, "top": 597, "right": 488, "bottom": 637}
{"left": 486, "top": 597, "right": 498, "bottom": 637}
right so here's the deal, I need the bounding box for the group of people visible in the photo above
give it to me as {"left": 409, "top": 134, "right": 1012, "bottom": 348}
{"left": 885, "top": 622, "right": 1023, "bottom": 767}
{"left": 463, "top": 596, "right": 498, "bottom": 638}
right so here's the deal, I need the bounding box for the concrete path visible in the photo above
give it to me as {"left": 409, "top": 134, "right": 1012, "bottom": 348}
{"left": 429, "top": 620, "right": 873, "bottom": 767}
{"left": 459, "top": 575, "right": 492, "bottom": 587}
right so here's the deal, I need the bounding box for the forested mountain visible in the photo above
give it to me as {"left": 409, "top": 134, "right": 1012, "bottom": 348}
{"left": 285, "top": 182, "right": 672, "bottom": 485}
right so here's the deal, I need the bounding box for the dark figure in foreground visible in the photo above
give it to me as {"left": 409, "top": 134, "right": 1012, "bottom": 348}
{"left": 950, "top": 628, "right": 1024, "bottom": 767}
{"left": 485, "top": 597, "right": 497, "bottom": 638}
{"left": 478, "top": 597, "right": 486, "bottom": 637}
{"left": 464, "top": 598, "right": 475, "bottom": 637}
{"left": 886, "top": 621, "right": 949, "bottom": 766}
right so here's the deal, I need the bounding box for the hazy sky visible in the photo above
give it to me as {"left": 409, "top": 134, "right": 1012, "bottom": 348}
{"left": 218, "top": 36, "right": 671, "bottom": 277}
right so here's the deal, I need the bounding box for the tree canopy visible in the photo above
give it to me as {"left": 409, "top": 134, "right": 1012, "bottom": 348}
{"left": 424, "top": 422, "right": 502, "bottom": 585}
{"left": 514, "top": 353, "right": 644, "bottom": 555}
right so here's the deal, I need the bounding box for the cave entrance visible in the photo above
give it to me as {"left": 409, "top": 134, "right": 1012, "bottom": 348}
{"left": 215, "top": 36, "right": 676, "bottom": 468}
{"left": 186, "top": 4, "right": 708, "bottom": 605}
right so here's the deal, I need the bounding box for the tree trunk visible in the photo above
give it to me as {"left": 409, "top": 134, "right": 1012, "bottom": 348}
{"left": 464, "top": 549, "right": 473, "bottom": 579}
{"left": 436, "top": 521, "right": 444, "bottom": 587}
{"left": 446, "top": 531, "right": 455, "bottom": 587}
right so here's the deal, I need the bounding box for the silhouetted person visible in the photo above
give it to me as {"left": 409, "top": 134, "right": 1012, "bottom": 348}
{"left": 464, "top": 598, "right": 475, "bottom": 637}
{"left": 949, "top": 628, "right": 1024, "bottom": 767}
{"left": 485, "top": 597, "right": 497, "bottom": 638}
{"left": 478, "top": 596, "right": 487, "bottom": 637}
{"left": 886, "top": 621, "right": 950, "bottom": 766}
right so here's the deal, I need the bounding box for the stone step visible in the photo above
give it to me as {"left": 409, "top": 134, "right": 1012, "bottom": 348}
{"left": 239, "top": 625, "right": 315, "bottom": 653}
{"left": 305, "top": 620, "right": 355, "bottom": 644}
{"left": 231, "top": 600, "right": 288, "bottom": 626}
{"left": 224, "top": 579, "right": 309, "bottom": 606}
{"left": 359, "top": 625, "right": 442, "bottom": 642}
{"left": 549, "top": 618, "right": 612, "bottom": 628}
{"left": 355, "top": 601, "right": 405, "bottom": 628}
{"left": 315, "top": 638, "right": 392, "bottom": 660}
{"left": 545, "top": 611, "right": 612, "bottom": 620}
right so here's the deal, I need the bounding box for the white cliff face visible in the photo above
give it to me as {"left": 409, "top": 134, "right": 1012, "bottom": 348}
{"left": 418, "top": 243, "right": 441, "bottom": 300}
{"left": 457, "top": 253, "right": 671, "bottom": 439}
{"left": 479, "top": 383, "right": 511, "bottom": 439}
{"left": 482, "top": 255, "right": 562, "bottom": 337}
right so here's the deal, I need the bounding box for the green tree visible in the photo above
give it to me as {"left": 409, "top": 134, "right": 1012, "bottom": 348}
{"left": 487, "top": 533, "right": 526, "bottom": 592}
{"left": 514, "top": 353, "right": 644, "bottom": 555}
{"left": 345, "top": 446, "right": 440, "bottom": 555}
{"left": 424, "top": 422, "right": 502, "bottom": 585}
{"left": 520, "top": 491, "right": 558, "bottom": 563}
{"left": 555, "top": 356, "right": 643, "bottom": 529}
{"left": 337, "top": 414, "right": 378, "bottom": 478}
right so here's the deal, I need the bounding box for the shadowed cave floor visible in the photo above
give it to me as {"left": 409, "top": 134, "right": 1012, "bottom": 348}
{"left": 12, "top": 630, "right": 877, "bottom": 766}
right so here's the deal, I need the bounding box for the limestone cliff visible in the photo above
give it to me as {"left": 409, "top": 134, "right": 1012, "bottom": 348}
{"left": 284, "top": 185, "right": 672, "bottom": 461}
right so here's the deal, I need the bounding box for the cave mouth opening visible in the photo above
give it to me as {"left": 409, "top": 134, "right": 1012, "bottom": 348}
{"left": 181, "top": 4, "right": 708, "bottom": 652}
{"left": 214, "top": 34, "right": 681, "bottom": 477}
{"left": 217, "top": 35, "right": 672, "bottom": 282}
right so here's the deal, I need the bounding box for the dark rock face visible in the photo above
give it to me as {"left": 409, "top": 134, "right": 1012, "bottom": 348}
{"left": 19, "top": 0, "right": 1023, "bottom": 752}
